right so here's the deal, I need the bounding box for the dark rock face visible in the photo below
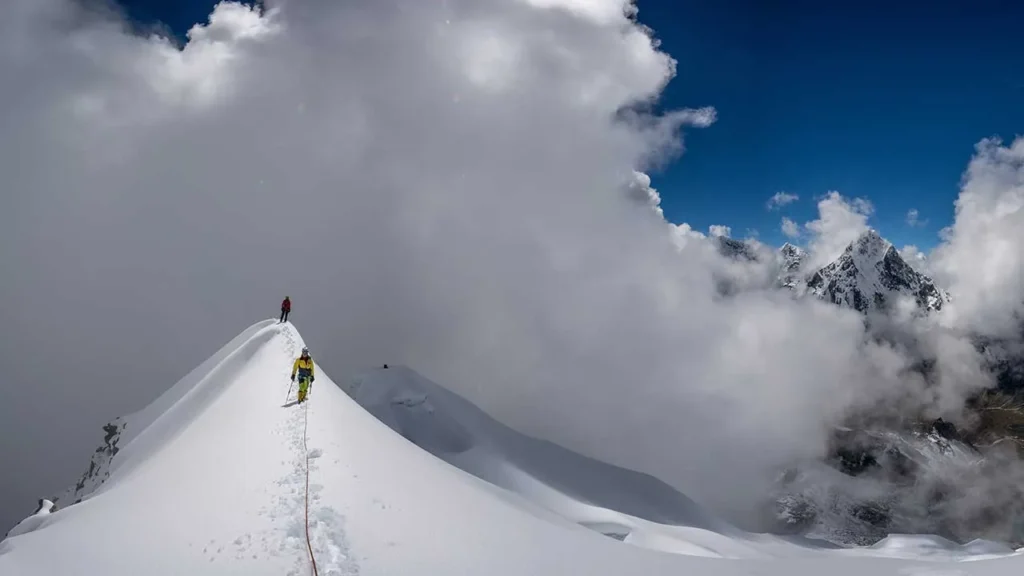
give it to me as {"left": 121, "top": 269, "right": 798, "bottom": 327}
{"left": 833, "top": 446, "right": 879, "bottom": 476}
{"left": 55, "top": 418, "right": 126, "bottom": 509}
{"left": 850, "top": 502, "right": 891, "bottom": 529}
{"left": 715, "top": 235, "right": 759, "bottom": 262}
{"left": 827, "top": 428, "right": 923, "bottom": 485}
{"left": 997, "top": 363, "right": 1024, "bottom": 394}
{"left": 975, "top": 336, "right": 1024, "bottom": 395}
{"left": 879, "top": 248, "right": 948, "bottom": 311}
{"left": 772, "top": 422, "right": 1024, "bottom": 547}
{"left": 710, "top": 235, "right": 771, "bottom": 297}
{"left": 932, "top": 418, "right": 966, "bottom": 444}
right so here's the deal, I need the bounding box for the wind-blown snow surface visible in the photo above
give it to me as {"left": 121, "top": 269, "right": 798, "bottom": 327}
{"left": 4, "top": 322, "right": 1024, "bottom": 574}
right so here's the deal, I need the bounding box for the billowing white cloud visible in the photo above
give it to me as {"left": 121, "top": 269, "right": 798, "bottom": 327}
{"left": 708, "top": 224, "right": 731, "bottom": 237}
{"left": 522, "top": 0, "right": 638, "bottom": 26}
{"left": 626, "top": 170, "right": 663, "bottom": 216}
{"left": 0, "top": 0, "right": 1010, "bottom": 536}
{"left": 803, "top": 191, "right": 873, "bottom": 271}
{"left": 781, "top": 217, "right": 800, "bottom": 239}
{"left": 670, "top": 222, "right": 705, "bottom": 249}
{"left": 767, "top": 191, "right": 799, "bottom": 210}
{"left": 932, "top": 137, "right": 1024, "bottom": 338}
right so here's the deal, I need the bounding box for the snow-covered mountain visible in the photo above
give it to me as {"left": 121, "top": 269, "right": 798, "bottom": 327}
{"left": 708, "top": 229, "right": 949, "bottom": 315}
{"left": 696, "top": 231, "right": 1021, "bottom": 548}
{"left": 4, "top": 320, "right": 1024, "bottom": 574}
{"left": 772, "top": 421, "right": 1024, "bottom": 548}
{"left": 777, "top": 242, "right": 807, "bottom": 290}
{"left": 715, "top": 235, "right": 760, "bottom": 262}
{"left": 804, "top": 230, "right": 950, "bottom": 315}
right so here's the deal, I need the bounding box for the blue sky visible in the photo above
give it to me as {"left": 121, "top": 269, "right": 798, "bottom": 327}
{"left": 638, "top": 0, "right": 1024, "bottom": 249}
{"left": 114, "top": 0, "right": 1023, "bottom": 250}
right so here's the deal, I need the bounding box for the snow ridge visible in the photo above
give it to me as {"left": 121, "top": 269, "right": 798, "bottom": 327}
{"left": 1, "top": 321, "right": 359, "bottom": 575}
{"left": 5, "top": 321, "right": 1024, "bottom": 575}
{"left": 274, "top": 327, "right": 358, "bottom": 576}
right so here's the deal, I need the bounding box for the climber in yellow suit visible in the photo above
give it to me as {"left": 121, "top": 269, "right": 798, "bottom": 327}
{"left": 291, "top": 347, "right": 315, "bottom": 403}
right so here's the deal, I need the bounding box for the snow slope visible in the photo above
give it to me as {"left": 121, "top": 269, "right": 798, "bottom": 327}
{"left": 48, "top": 320, "right": 283, "bottom": 509}
{"left": 348, "top": 365, "right": 732, "bottom": 529}
{"left": 3, "top": 321, "right": 1024, "bottom": 575}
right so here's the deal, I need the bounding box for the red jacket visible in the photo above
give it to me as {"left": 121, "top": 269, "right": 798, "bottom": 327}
{"left": 281, "top": 298, "right": 291, "bottom": 312}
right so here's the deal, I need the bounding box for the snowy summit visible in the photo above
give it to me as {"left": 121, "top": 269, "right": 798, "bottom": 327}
{"left": 3, "top": 320, "right": 1023, "bottom": 574}
{"left": 778, "top": 242, "right": 808, "bottom": 290}
{"left": 805, "top": 230, "right": 950, "bottom": 314}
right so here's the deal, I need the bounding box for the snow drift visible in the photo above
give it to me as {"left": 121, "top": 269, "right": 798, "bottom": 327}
{"left": 3, "top": 321, "right": 1024, "bottom": 575}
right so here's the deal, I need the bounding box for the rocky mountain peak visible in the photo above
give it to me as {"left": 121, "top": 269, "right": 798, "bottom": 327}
{"left": 805, "top": 230, "right": 949, "bottom": 314}
{"left": 780, "top": 242, "right": 804, "bottom": 258}
{"left": 715, "top": 235, "right": 759, "bottom": 262}
{"left": 777, "top": 243, "right": 807, "bottom": 290}
{"left": 704, "top": 231, "right": 949, "bottom": 316}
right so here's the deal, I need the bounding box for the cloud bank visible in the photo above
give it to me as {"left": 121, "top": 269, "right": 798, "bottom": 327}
{"left": 932, "top": 137, "right": 1024, "bottom": 340}
{"left": 0, "top": 0, "right": 1021, "bottom": 537}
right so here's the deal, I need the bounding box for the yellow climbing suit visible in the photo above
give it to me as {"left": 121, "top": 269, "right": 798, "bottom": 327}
{"left": 292, "top": 356, "right": 315, "bottom": 402}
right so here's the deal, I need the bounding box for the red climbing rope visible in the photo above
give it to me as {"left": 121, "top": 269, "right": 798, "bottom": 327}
{"left": 302, "top": 398, "right": 320, "bottom": 576}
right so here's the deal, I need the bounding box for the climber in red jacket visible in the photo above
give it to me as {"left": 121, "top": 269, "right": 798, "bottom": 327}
{"left": 279, "top": 296, "right": 291, "bottom": 323}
